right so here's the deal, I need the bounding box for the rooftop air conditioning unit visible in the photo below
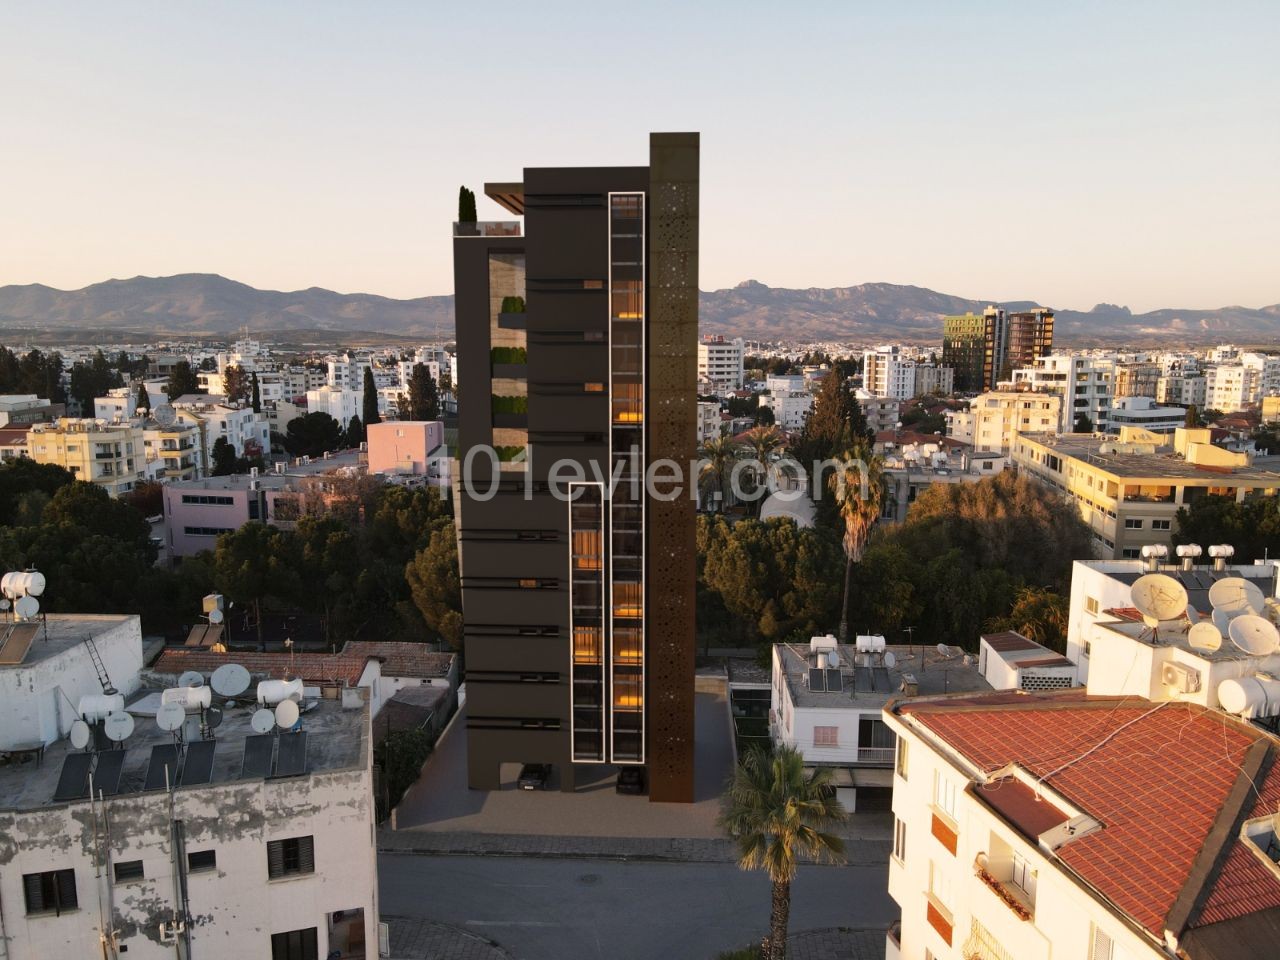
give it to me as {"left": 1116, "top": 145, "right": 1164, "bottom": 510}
{"left": 1161, "top": 661, "right": 1201, "bottom": 694}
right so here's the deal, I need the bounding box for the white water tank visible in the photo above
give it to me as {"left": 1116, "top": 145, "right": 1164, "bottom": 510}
{"left": 1, "top": 570, "right": 45, "bottom": 599}
{"left": 257, "top": 678, "right": 305, "bottom": 705}
{"left": 1217, "top": 676, "right": 1280, "bottom": 718}
{"left": 809, "top": 634, "right": 838, "bottom": 655}
{"left": 161, "top": 686, "right": 213, "bottom": 710}
{"left": 78, "top": 693, "right": 125, "bottom": 722}
{"left": 855, "top": 635, "right": 887, "bottom": 654}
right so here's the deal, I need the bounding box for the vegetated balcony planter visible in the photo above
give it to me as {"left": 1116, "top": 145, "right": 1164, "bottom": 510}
{"left": 490, "top": 346, "right": 527, "bottom": 365}
{"left": 973, "top": 859, "right": 1033, "bottom": 921}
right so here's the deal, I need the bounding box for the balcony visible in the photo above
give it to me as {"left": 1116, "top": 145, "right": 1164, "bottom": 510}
{"left": 856, "top": 746, "right": 896, "bottom": 765}
{"left": 453, "top": 221, "right": 521, "bottom": 238}
{"left": 973, "top": 853, "right": 1034, "bottom": 922}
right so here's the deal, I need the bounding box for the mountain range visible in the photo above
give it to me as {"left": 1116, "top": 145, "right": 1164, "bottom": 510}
{"left": 0, "top": 274, "right": 1277, "bottom": 346}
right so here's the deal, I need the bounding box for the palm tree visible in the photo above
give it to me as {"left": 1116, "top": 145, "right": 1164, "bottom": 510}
{"left": 828, "top": 442, "right": 885, "bottom": 642}
{"left": 720, "top": 746, "right": 847, "bottom": 960}
{"left": 739, "top": 425, "right": 785, "bottom": 517}
{"left": 987, "top": 585, "right": 1069, "bottom": 652}
{"left": 698, "top": 435, "right": 737, "bottom": 513}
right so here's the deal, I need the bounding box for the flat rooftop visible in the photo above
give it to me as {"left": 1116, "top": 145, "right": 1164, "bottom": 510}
{"left": 1021, "top": 433, "right": 1280, "bottom": 483}
{"left": 778, "top": 642, "right": 991, "bottom": 710}
{"left": 0, "top": 614, "right": 135, "bottom": 669}
{"left": 0, "top": 688, "right": 367, "bottom": 813}
{"left": 167, "top": 474, "right": 290, "bottom": 492}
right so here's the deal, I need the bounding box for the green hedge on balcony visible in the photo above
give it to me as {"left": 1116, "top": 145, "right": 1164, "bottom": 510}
{"left": 490, "top": 346, "right": 527, "bottom": 365}
{"left": 500, "top": 295, "right": 526, "bottom": 313}
{"left": 491, "top": 394, "right": 528, "bottom": 414}
{"left": 495, "top": 445, "right": 527, "bottom": 462}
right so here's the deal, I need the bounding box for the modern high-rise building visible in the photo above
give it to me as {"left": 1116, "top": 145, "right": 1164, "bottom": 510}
{"left": 1004, "top": 308, "right": 1054, "bottom": 378}
{"left": 452, "top": 133, "right": 699, "bottom": 803}
{"left": 943, "top": 307, "right": 1005, "bottom": 392}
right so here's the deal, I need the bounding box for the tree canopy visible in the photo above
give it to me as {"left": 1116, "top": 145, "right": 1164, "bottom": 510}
{"left": 406, "top": 363, "right": 440, "bottom": 421}
{"left": 166, "top": 360, "right": 202, "bottom": 401}
{"left": 1174, "top": 494, "right": 1280, "bottom": 563}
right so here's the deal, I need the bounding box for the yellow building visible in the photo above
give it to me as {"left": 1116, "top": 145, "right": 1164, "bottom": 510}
{"left": 1012, "top": 427, "right": 1280, "bottom": 559}
{"left": 26, "top": 418, "right": 144, "bottom": 496}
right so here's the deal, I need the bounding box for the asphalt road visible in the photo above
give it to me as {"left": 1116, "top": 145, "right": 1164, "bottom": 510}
{"left": 378, "top": 853, "right": 896, "bottom": 960}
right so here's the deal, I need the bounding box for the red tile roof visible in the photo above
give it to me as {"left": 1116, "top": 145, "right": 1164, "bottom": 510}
{"left": 981, "top": 631, "right": 1039, "bottom": 652}
{"left": 152, "top": 649, "right": 371, "bottom": 685}
{"left": 901, "top": 693, "right": 1280, "bottom": 937}
{"left": 340, "top": 641, "right": 454, "bottom": 679}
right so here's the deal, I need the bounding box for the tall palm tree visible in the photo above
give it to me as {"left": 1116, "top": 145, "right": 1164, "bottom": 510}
{"left": 828, "top": 442, "right": 885, "bottom": 642}
{"left": 720, "top": 746, "right": 848, "bottom": 960}
{"left": 698, "top": 435, "right": 737, "bottom": 513}
{"left": 740, "top": 425, "right": 785, "bottom": 516}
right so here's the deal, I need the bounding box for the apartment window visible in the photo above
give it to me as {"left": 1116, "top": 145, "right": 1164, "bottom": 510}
{"left": 933, "top": 771, "right": 958, "bottom": 820}
{"left": 266, "top": 836, "right": 315, "bottom": 879}
{"left": 893, "top": 818, "right": 907, "bottom": 862}
{"left": 813, "top": 726, "right": 839, "bottom": 747}
{"left": 1009, "top": 849, "right": 1037, "bottom": 901}
{"left": 1124, "top": 518, "right": 1143, "bottom": 529}
{"left": 895, "top": 736, "right": 909, "bottom": 779}
{"left": 185, "top": 526, "right": 234, "bottom": 537}
{"left": 1152, "top": 519, "right": 1171, "bottom": 530}
{"left": 270, "top": 927, "right": 319, "bottom": 960}
{"left": 1085, "top": 596, "right": 1100, "bottom": 615}
{"left": 928, "top": 859, "right": 953, "bottom": 910}
{"left": 113, "top": 860, "right": 144, "bottom": 882}
{"left": 1084, "top": 641, "right": 1092, "bottom": 658}
{"left": 1122, "top": 548, "right": 1141, "bottom": 559}
{"left": 187, "top": 850, "right": 217, "bottom": 872}
{"left": 23, "top": 869, "right": 77, "bottom": 915}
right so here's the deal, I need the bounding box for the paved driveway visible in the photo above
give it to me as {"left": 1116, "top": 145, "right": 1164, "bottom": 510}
{"left": 379, "top": 854, "right": 895, "bottom": 960}
{"left": 393, "top": 689, "right": 736, "bottom": 838}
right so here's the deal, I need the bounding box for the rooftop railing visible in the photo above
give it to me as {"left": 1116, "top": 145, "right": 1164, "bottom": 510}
{"left": 453, "top": 221, "right": 521, "bottom": 238}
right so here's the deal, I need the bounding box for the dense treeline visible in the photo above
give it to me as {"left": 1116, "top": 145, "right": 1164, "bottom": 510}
{"left": 1174, "top": 494, "right": 1280, "bottom": 563}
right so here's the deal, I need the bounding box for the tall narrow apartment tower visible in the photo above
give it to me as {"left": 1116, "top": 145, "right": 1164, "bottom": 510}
{"left": 452, "top": 133, "right": 698, "bottom": 803}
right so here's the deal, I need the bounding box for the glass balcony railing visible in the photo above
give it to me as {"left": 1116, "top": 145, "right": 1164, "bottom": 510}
{"left": 453, "top": 221, "right": 521, "bottom": 237}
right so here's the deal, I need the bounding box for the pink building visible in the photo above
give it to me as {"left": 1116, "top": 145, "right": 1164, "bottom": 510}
{"left": 366, "top": 421, "right": 447, "bottom": 484}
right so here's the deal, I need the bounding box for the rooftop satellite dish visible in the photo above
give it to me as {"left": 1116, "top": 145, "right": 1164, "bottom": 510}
{"left": 205, "top": 704, "right": 224, "bottom": 729}
{"left": 275, "top": 699, "right": 300, "bottom": 729}
{"left": 884, "top": 651, "right": 897, "bottom": 669}
{"left": 1188, "top": 621, "right": 1223, "bottom": 652}
{"left": 208, "top": 608, "right": 225, "bottom": 625}
{"left": 103, "top": 711, "right": 135, "bottom": 743}
{"left": 251, "top": 708, "right": 276, "bottom": 734}
{"left": 69, "top": 720, "right": 91, "bottom": 750}
{"left": 178, "top": 671, "right": 205, "bottom": 688}
{"left": 14, "top": 595, "right": 39, "bottom": 620}
{"left": 1229, "top": 615, "right": 1280, "bottom": 657}
{"left": 156, "top": 701, "right": 186, "bottom": 732}
{"left": 1213, "top": 608, "right": 1231, "bottom": 636}
{"left": 1208, "top": 577, "right": 1265, "bottom": 618}
{"left": 211, "top": 663, "right": 251, "bottom": 698}
{"left": 0, "top": 598, "right": 9, "bottom": 611}
{"left": 1130, "top": 574, "right": 1188, "bottom": 623}
{"left": 936, "top": 643, "right": 950, "bottom": 656}
{"left": 154, "top": 403, "right": 177, "bottom": 427}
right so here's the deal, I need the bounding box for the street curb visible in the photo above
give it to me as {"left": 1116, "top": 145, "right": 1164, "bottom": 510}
{"left": 377, "top": 846, "right": 891, "bottom": 867}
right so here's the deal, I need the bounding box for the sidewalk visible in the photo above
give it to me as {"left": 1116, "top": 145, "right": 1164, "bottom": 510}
{"left": 377, "top": 827, "right": 893, "bottom": 866}
{"left": 386, "top": 917, "right": 512, "bottom": 960}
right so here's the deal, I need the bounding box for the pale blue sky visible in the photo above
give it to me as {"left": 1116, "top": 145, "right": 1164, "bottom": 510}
{"left": 1, "top": 1, "right": 1276, "bottom": 312}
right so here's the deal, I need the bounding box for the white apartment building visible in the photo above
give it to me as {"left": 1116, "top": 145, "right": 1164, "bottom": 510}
{"left": 771, "top": 636, "right": 990, "bottom": 812}
{"left": 171, "top": 399, "right": 271, "bottom": 463}
{"left": 1104, "top": 396, "right": 1187, "bottom": 434}
{"left": 697, "top": 336, "right": 745, "bottom": 394}
{"left": 863, "top": 345, "right": 917, "bottom": 400}
{"left": 306, "top": 386, "right": 363, "bottom": 426}
{"left": 913, "top": 364, "right": 954, "bottom": 397}
{"left": 0, "top": 638, "right": 379, "bottom": 959}
{"left": 857, "top": 389, "right": 901, "bottom": 434}
{"left": 945, "top": 391, "right": 1060, "bottom": 454}
{"left": 1156, "top": 373, "right": 1206, "bottom": 408}
{"left": 765, "top": 374, "right": 807, "bottom": 394}
{"left": 696, "top": 401, "right": 722, "bottom": 444}
{"left": 1205, "top": 363, "right": 1257, "bottom": 412}
{"left": 94, "top": 382, "right": 169, "bottom": 421}
{"left": 1012, "top": 354, "right": 1114, "bottom": 433}
{"left": 759, "top": 390, "right": 813, "bottom": 431}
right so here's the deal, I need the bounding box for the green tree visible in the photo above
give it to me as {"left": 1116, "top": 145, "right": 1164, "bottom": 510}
{"left": 284, "top": 412, "right": 344, "bottom": 457}
{"left": 1073, "top": 412, "right": 1094, "bottom": 433}
{"left": 1174, "top": 494, "right": 1280, "bottom": 563}
{"left": 792, "top": 373, "right": 869, "bottom": 483}
{"left": 739, "top": 425, "right": 785, "bottom": 515}
{"left": 211, "top": 437, "right": 238, "bottom": 476}
{"left": 346, "top": 415, "right": 365, "bottom": 447}
{"left": 250, "top": 371, "right": 261, "bottom": 413}
{"left": 1185, "top": 405, "right": 1201, "bottom": 428}
{"left": 122, "top": 480, "right": 164, "bottom": 519}
{"left": 214, "top": 522, "right": 298, "bottom": 647}
{"left": 406, "top": 525, "right": 462, "bottom": 648}
{"left": 44, "top": 481, "right": 151, "bottom": 552}
{"left": 69, "top": 349, "right": 123, "bottom": 414}
{"left": 222, "top": 364, "right": 250, "bottom": 404}
{"left": 457, "top": 185, "right": 477, "bottom": 223}
{"left": 828, "top": 444, "right": 885, "bottom": 641}
{"left": 987, "top": 586, "right": 1070, "bottom": 653}
{"left": 362, "top": 367, "right": 381, "bottom": 427}
{"left": 135, "top": 381, "right": 151, "bottom": 413}
{"left": 0, "top": 459, "right": 74, "bottom": 525}
{"left": 698, "top": 435, "right": 738, "bottom": 513}
{"left": 719, "top": 746, "right": 847, "bottom": 960}
{"left": 407, "top": 363, "right": 440, "bottom": 420}
{"left": 166, "top": 360, "right": 202, "bottom": 401}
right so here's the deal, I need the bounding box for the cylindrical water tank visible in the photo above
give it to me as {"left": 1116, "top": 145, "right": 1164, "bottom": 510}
{"left": 78, "top": 693, "right": 125, "bottom": 722}
{"left": 1218, "top": 676, "right": 1280, "bottom": 718}
{"left": 2, "top": 571, "right": 46, "bottom": 599}
{"left": 161, "top": 686, "right": 213, "bottom": 710}
{"left": 257, "top": 678, "right": 304, "bottom": 705}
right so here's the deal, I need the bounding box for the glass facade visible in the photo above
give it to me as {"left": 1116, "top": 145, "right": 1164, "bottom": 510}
{"left": 570, "top": 483, "right": 606, "bottom": 761}
{"left": 609, "top": 192, "right": 645, "bottom": 764}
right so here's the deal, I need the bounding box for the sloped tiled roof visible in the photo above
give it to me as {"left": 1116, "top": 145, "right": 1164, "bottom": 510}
{"left": 340, "top": 641, "right": 454, "bottom": 679}
{"left": 900, "top": 692, "right": 1280, "bottom": 940}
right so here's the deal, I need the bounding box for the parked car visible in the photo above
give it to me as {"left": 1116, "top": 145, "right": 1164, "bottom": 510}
{"left": 517, "top": 763, "right": 551, "bottom": 790}
{"left": 616, "top": 767, "right": 647, "bottom": 795}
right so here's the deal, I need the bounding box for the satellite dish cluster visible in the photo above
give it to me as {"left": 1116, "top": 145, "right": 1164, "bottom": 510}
{"left": 1, "top": 569, "right": 46, "bottom": 621}
{"left": 1129, "top": 573, "right": 1279, "bottom": 656}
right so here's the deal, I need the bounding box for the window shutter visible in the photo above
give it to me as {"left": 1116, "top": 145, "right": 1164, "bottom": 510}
{"left": 23, "top": 874, "right": 45, "bottom": 914}
{"left": 56, "top": 869, "right": 77, "bottom": 910}
{"left": 1091, "top": 926, "right": 1114, "bottom": 960}
{"left": 267, "top": 839, "right": 285, "bottom": 879}
{"left": 298, "top": 835, "right": 315, "bottom": 874}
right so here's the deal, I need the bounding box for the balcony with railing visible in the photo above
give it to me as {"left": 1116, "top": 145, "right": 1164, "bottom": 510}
{"left": 453, "top": 221, "right": 522, "bottom": 238}
{"left": 856, "top": 746, "right": 896, "bottom": 765}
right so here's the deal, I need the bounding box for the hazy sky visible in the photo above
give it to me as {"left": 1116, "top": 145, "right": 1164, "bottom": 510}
{"left": 1, "top": 1, "right": 1276, "bottom": 313}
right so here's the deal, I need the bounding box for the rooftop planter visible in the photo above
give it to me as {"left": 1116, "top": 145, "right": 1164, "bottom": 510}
{"left": 490, "top": 346, "right": 527, "bottom": 365}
